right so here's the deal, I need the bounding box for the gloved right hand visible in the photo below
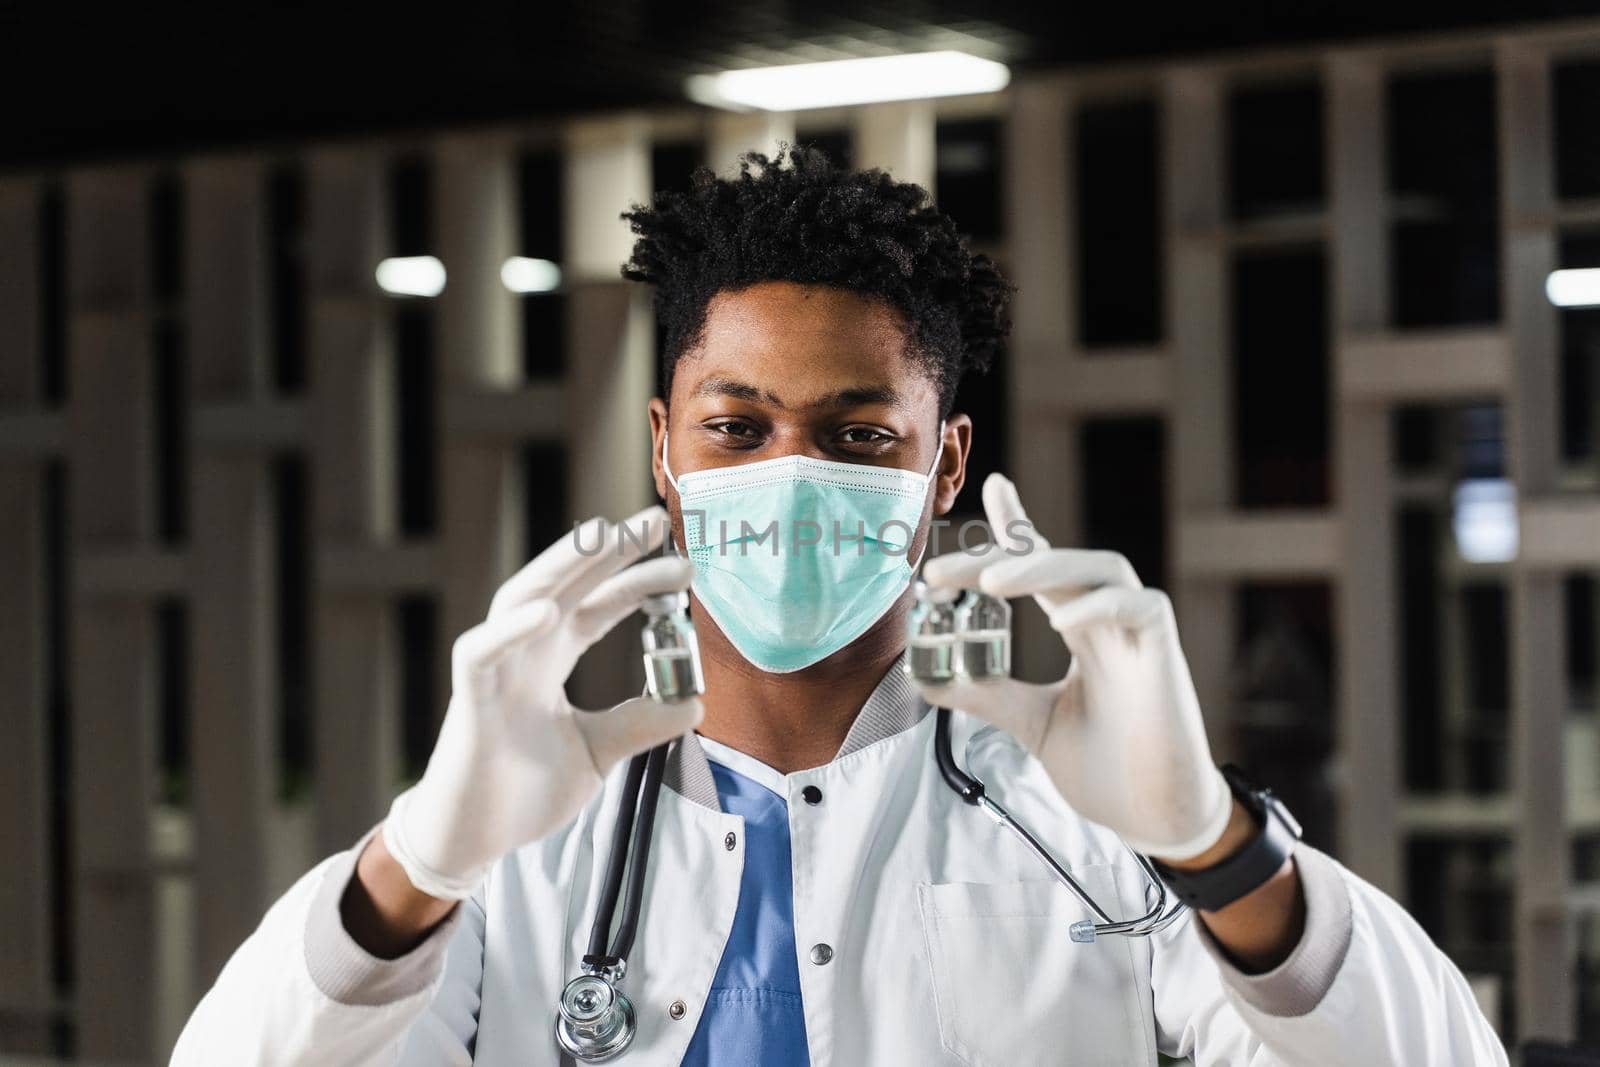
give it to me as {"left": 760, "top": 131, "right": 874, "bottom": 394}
{"left": 381, "top": 504, "right": 703, "bottom": 901}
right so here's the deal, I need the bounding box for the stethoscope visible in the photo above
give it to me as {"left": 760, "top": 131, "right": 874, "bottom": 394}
{"left": 554, "top": 702, "right": 1188, "bottom": 1061}
{"left": 554, "top": 742, "right": 669, "bottom": 1061}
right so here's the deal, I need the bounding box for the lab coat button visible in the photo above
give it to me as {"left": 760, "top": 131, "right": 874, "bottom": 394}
{"left": 810, "top": 943, "right": 834, "bottom": 965}
{"left": 669, "top": 1000, "right": 687, "bottom": 1020}
{"left": 724, "top": 831, "right": 737, "bottom": 850}
{"left": 801, "top": 785, "right": 823, "bottom": 805}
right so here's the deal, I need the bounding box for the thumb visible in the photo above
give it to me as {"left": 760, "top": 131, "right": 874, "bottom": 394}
{"left": 911, "top": 675, "right": 1059, "bottom": 755}
{"left": 574, "top": 694, "right": 706, "bottom": 773}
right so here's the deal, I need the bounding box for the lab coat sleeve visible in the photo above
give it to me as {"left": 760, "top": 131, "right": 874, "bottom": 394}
{"left": 1150, "top": 844, "right": 1508, "bottom": 1066}
{"left": 169, "top": 821, "right": 483, "bottom": 1067}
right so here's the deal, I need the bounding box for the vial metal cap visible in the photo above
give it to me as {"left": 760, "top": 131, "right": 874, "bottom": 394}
{"left": 642, "top": 590, "right": 689, "bottom": 616}
{"left": 912, "top": 579, "right": 960, "bottom": 604}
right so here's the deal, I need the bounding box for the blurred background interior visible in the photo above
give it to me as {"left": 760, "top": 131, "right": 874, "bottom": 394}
{"left": 4, "top": 1, "right": 1600, "bottom": 1063}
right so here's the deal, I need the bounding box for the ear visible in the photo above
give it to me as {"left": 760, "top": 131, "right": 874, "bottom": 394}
{"left": 933, "top": 413, "right": 972, "bottom": 516}
{"left": 648, "top": 397, "right": 670, "bottom": 501}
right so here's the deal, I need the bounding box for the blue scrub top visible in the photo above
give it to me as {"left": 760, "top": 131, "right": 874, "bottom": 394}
{"left": 679, "top": 757, "right": 811, "bottom": 1066}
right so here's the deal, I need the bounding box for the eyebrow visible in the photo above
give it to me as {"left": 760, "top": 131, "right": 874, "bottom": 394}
{"left": 690, "top": 376, "right": 902, "bottom": 410}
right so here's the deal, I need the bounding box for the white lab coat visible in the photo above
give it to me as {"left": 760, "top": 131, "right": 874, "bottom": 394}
{"left": 172, "top": 701, "right": 1507, "bottom": 1066}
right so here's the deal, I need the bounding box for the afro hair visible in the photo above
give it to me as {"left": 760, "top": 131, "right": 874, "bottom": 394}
{"left": 619, "top": 140, "right": 1015, "bottom": 417}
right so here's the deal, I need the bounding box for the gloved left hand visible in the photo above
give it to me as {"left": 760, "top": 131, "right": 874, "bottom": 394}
{"left": 911, "top": 473, "right": 1233, "bottom": 863}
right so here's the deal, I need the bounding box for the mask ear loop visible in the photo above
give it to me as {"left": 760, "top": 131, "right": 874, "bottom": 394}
{"left": 661, "top": 429, "right": 681, "bottom": 494}
{"left": 925, "top": 419, "right": 947, "bottom": 481}
{"left": 908, "top": 418, "right": 947, "bottom": 571}
{"left": 659, "top": 430, "right": 689, "bottom": 558}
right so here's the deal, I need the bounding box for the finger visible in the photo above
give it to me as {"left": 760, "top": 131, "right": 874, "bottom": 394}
{"left": 552, "top": 504, "right": 672, "bottom": 611}
{"left": 568, "top": 556, "right": 696, "bottom": 646}
{"left": 1045, "top": 586, "right": 1171, "bottom": 637}
{"left": 920, "top": 472, "right": 1049, "bottom": 590}
{"left": 574, "top": 695, "right": 706, "bottom": 774}
{"left": 452, "top": 598, "right": 562, "bottom": 697}
{"left": 978, "top": 548, "right": 1143, "bottom": 608}
{"left": 911, "top": 675, "right": 1059, "bottom": 755}
{"left": 488, "top": 505, "right": 666, "bottom": 620}
{"left": 982, "top": 473, "right": 1049, "bottom": 554}
{"left": 921, "top": 545, "right": 1004, "bottom": 591}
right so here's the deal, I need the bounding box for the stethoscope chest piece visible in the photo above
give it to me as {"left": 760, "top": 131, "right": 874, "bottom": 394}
{"left": 555, "top": 968, "right": 636, "bottom": 1062}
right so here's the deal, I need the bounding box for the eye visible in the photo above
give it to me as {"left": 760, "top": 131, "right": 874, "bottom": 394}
{"left": 706, "top": 419, "right": 761, "bottom": 442}
{"left": 838, "top": 426, "right": 892, "bottom": 445}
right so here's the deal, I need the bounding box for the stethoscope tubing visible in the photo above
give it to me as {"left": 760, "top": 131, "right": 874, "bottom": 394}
{"left": 586, "top": 741, "right": 670, "bottom": 968}
{"left": 932, "top": 704, "right": 1189, "bottom": 942}
{"left": 563, "top": 698, "right": 1189, "bottom": 1060}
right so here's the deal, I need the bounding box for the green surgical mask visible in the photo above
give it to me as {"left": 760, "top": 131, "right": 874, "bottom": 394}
{"left": 662, "top": 424, "right": 943, "bottom": 673}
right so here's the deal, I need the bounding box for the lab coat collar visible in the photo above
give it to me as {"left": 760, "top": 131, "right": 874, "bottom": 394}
{"left": 661, "top": 648, "right": 927, "bottom": 810}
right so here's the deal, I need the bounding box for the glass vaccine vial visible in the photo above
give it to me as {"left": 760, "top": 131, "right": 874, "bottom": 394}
{"left": 906, "top": 580, "right": 961, "bottom": 684}
{"left": 641, "top": 591, "right": 704, "bottom": 702}
{"left": 955, "top": 590, "right": 1011, "bottom": 679}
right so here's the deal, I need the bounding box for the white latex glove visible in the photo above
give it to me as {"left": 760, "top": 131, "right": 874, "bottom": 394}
{"left": 382, "top": 505, "right": 704, "bottom": 900}
{"left": 914, "top": 474, "right": 1232, "bottom": 862}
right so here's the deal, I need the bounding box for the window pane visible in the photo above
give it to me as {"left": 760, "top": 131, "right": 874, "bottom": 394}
{"left": 936, "top": 117, "right": 1003, "bottom": 243}
{"left": 520, "top": 148, "right": 566, "bottom": 381}
{"left": 148, "top": 172, "right": 184, "bottom": 304}
{"left": 268, "top": 164, "right": 308, "bottom": 394}
{"left": 519, "top": 148, "right": 564, "bottom": 263}
{"left": 397, "top": 595, "right": 439, "bottom": 784}
{"left": 1081, "top": 417, "right": 1166, "bottom": 591}
{"left": 950, "top": 329, "right": 1007, "bottom": 518}
{"left": 1233, "top": 582, "right": 1337, "bottom": 852}
{"left": 273, "top": 455, "right": 313, "bottom": 803}
{"left": 394, "top": 303, "right": 436, "bottom": 536}
{"left": 1555, "top": 59, "right": 1600, "bottom": 201}
{"left": 389, "top": 154, "right": 431, "bottom": 259}
{"left": 1076, "top": 99, "right": 1162, "bottom": 347}
{"left": 156, "top": 599, "right": 189, "bottom": 807}
{"left": 1559, "top": 231, "right": 1600, "bottom": 466}
{"left": 524, "top": 291, "right": 567, "bottom": 382}
{"left": 1406, "top": 836, "right": 1514, "bottom": 1038}
{"left": 1388, "top": 69, "right": 1499, "bottom": 329}
{"left": 1232, "top": 248, "right": 1330, "bottom": 508}
{"left": 1394, "top": 403, "right": 1511, "bottom": 796}
{"left": 1228, "top": 80, "right": 1324, "bottom": 221}
{"left": 152, "top": 316, "right": 188, "bottom": 545}
{"left": 39, "top": 184, "right": 67, "bottom": 405}
{"left": 523, "top": 441, "right": 570, "bottom": 558}
{"left": 651, "top": 140, "right": 703, "bottom": 198}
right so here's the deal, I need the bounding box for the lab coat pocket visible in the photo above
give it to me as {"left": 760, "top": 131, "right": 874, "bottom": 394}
{"left": 916, "top": 868, "right": 1154, "bottom": 1067}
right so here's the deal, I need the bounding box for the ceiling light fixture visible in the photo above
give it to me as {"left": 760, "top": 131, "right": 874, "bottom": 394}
{"left": 1546, "top": 268, "right": 1600, "bottom": 307}
{"left": 375, "top": 256, "right": 446, "bottom": 298}
{"left": 1452, "top": 478, "right": 1519, "bottom": 564}
{"left": 685, "top": 50, "right": 1010, "bottom": 112}
{"left": 502, "top": 257, "right": 563, "bottom": 294}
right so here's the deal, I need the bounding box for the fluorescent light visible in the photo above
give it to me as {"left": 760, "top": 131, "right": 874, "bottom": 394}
{"left": 1452, "top": 478, "right": 1519, "bottom": 563}
{"left": 685, "top": 50, "right": 1010, "bottom": 112}
{"left": 376, "top": 256, "right": 446, "bottom": 297}
{"left": 502, "top": 257, "right": 562, "bottom": 293}
{"left": 1546, "top": 268, "right": 1600, "bottom": 307}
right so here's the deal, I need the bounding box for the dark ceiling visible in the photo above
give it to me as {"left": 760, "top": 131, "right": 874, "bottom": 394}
{"left": 3, "top": 0, "right": 1598, "bottom": 171}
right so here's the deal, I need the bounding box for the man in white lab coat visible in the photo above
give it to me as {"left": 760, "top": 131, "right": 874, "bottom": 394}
{"left": 172, "top": 143, "right": 1507, "bottom": 1065}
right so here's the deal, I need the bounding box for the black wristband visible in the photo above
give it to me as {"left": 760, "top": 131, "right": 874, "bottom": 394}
{"left": 1149, "top": 765, "right": 1303, "bottom": 913}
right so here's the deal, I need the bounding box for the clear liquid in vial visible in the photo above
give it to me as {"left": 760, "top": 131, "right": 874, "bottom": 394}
{"left": 958, "top": 628, "right": 1011, "bottom": 679}
{"left": 644, "top": 648, "right": 703, "bottom": 702}
{"left": 907, "top": 633, "right": 958, "bottom": 684}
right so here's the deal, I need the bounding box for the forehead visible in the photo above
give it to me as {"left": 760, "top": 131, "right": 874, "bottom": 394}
{"left": 674, "top": 280, "right": 928, "bottom": 400}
